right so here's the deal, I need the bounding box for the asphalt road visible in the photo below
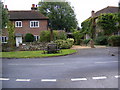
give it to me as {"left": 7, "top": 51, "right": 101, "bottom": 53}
{"left": 1, "top": 47, "right": 119, "bottom": 88}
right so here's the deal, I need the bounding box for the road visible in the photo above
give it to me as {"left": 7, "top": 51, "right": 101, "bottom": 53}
{"left": 1, "top": 47, "right": 119, "bottom": 88}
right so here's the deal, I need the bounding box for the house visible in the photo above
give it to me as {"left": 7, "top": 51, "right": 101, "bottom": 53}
{"left": 2, "top": 4, "right": 49, "bottom": 47}
{"left": 84, "top": 6, "right": 119, "bottom": 39}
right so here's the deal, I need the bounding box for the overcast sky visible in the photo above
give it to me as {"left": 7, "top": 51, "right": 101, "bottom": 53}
{"left": 1, "top": 0, "right": 119, "bottom": 27}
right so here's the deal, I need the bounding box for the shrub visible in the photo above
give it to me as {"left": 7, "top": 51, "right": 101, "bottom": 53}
{"left": 108, "top": 35, "right": 120, "bottom": 46}
{"left": 25, "top": 33, "right": 34, "bottom": 42}
{"left": 83, "top": 39, "right": 91, "bottom": 45}
{"left": 40, "top": 30, "right": 67, "bottom": 42}
{"left": 95, "top": 36, "right": 108, "bottom": 45}
{"left": 40, "top": 31, "right": 50, "bottom": 42}
{"left": 67, "top": 38, "right": 74, "bottom": 45}
{"left": 54, "top": 39, "right": 73, "bottom": 49}
{"left": 73, "top": 31, "right": 83, "bottom": 45}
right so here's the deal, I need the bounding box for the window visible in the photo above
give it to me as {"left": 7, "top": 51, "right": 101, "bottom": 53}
{"left": 0, "top": 36, "right": 8, "bottom": 43}
{"left": 34, "top": 35, "right": 40, "bottom": 41}
{"left": 30, "top": 21, "right": 39, "bottom": 28}
{"left": 15, "top": 21, "right": 22, "bottom": 27}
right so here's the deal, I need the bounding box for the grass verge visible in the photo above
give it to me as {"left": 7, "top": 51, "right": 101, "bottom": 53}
{"left": 0, "top": 49, "right": 77, "bottom": 58}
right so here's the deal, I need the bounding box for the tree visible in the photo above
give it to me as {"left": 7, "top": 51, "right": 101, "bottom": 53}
{"left": 7, "top": 21, "right": 15, "bottom": 50}
{"left": 97, "top": 13, "right": 117, "bottom": 36}
{"left": 38, "top": 2, "right": 78, "bottom": 32}
{"left": 0, "top": 1, "right": 8, "bottom": 29}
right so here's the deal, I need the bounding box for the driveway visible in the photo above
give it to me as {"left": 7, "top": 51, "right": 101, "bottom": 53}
{"left": 1, "top": 47, "right": 119, "bottom": 88}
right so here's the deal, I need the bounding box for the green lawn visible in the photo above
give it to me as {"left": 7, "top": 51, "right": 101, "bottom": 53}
{"left": 0, "top": 49, "right": 77, "bottom": 58}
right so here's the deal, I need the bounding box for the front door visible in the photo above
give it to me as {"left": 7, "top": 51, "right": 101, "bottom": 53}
{"left": 16, "top": 37, "right": 22, "bottom": 47}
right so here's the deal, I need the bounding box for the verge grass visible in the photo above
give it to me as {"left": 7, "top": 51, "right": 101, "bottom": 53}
{"left": 0, "top": 49, "right": 77, "bottom": 58}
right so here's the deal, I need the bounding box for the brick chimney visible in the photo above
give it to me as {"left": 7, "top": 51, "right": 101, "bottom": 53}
{"left": 91, "top": 10, "right": 95, "bottom": 18}
{"left": 31, "top": 4, "right": 37, "bottom": 11}
{"left": 4, "top": 5, "right": 8, "bottom": 10}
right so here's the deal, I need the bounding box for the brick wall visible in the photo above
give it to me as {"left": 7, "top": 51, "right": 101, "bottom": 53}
{"left": 3, "top": 19, "right": 48, "bottom": 36}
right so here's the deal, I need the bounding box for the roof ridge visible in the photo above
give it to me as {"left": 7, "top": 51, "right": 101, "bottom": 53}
{"left": 95, "top": 6, "right": 118, "bottom": 15}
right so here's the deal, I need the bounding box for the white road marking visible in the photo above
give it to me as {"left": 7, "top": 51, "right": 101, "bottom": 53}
{"left": 95, "top": 61, "right": 118, "bottom": 64}
{"left": 92, "top": 76, "right": 107, "bottom": 80}
{"left": 0, "top": 78, "right": 10, "bottom": 81}
{"left": 41, "top": 79, "right": 57, "bottom": 82}
{"left": 16, "top": 79, "right": 31, "bottom": 82}
{"left": 71, "top": 78, "right": 87, "bottom": 81}
{"left": 8, "top": 63, "right": 64, "bottom": 66}
{"left": 115, "top": 75, "right": 120, "bottom": 78}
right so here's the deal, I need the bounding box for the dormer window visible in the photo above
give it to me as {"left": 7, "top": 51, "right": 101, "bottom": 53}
{"left": 15, "top": 21, "right": 22, "bottom": 27}
{"left": 30, "top": 21, "right": 39, "bottom": 28}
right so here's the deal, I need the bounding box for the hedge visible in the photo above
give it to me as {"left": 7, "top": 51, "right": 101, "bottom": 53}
{"left": 95, "top": 36, "right": 108, "bottom": 45}
{"left": 108, "top": 35, "right": 120, "bottom": 46}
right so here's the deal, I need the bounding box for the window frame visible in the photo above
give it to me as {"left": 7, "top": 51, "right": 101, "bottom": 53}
{"left": 30, "top": 21, "right": 39, "bottom": 28}
{"left": 0, "top": 36, "right": 8, "bottom": 43}
{"left": 15, "top": 21, "right": 22, "bottom": 27}
{"left": 34, "top": 35, "right": 40, "bottom": 41}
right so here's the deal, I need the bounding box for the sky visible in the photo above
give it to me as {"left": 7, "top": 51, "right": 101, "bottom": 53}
{"left": 1, "top": 0, "right": 119, "bottom": 27}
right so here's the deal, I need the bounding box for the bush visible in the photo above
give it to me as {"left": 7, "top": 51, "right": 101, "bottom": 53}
{"left": 40, "top": 31, "right": 50, "bottom": 42}
{"left": 83, "top": 39, "right": 91, "bottom": 45}
{"left": 54, "top": 39, "right": 74, "bottom": 49}
{"left": 25, "top": 33, "right": 34, "bottom": 42}
{"left": 73, "top": 31, "right": 83, "bottom": 45}
{"left": 95, "top": 36, "right": 108, "bottom": 45}
{"left": 40, "top": 30, "right": 67, "bottom": 42}
{"left": 67, "top": 38, "right": 74, "bottom": 45}
{"left": 108, "top": 35, "right": 120, "bottom": 46}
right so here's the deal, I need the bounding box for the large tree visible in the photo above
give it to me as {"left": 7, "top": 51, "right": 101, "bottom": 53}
{"left": 0, "top": 1, "right": 8, "bottom": 29}
{"left": 38, "top": 2, "right": 78, "bottom": 32}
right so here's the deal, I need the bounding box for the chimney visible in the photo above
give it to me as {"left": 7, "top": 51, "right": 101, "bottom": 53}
{"left": 31, "top": 4, "right": 37, "bottom": 11}
{"left": 4, "top": 5, "right": 8, "bottom": 10}
{"left": 91, "top": 10, "right": 95, "bottom": 18}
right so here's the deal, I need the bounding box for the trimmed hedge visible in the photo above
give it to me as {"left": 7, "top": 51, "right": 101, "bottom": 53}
{"left": 108, "top": 35, "right": 120, "bottom": 46}
{"left": 95, "top": 36, "right": 108, "bottom": 45}
{"left": 25, "top": 33, "right": 34, "bottom": 42}
{"left": 54, "top": 39, "right": 74, "bottom": 49}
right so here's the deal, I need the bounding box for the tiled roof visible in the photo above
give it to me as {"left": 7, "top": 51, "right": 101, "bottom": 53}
{"left": 9, "top": 10, "right": 49, "bottom": 20}
{"left": 95, "top": 6, "right": 119, "bottom": 16}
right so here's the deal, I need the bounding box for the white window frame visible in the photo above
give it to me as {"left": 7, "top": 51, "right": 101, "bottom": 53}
{"left": 34, "top": 35, "right": 40, "bottom": 41}
{"left": 0, "top": 36, "right": 8, "bottom": 43}
{"left": 30, "top": 21, "right": 39, "bottom": 28}
{"left": 15, "top": 21, "right": 22, "bottom": 27}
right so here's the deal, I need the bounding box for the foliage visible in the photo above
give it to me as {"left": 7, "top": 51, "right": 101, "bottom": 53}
{"left": 55, "top": 31, "right": 67, "bottom": 40}
{"left": 73, "top": 31, "right": 83, "bottom": 45}
{"left": 81, "top": 18, "right": 93, "bottom": 36}
{"left": 25, "top": 33, "right": 34, "bottom": 42}
{"left": 55, "top": 39, "right": 74, "bottom": 49}
{"left": 108, "top": 35, "right": 120, "bottom": 46}
{"left": 38, "top": 2, "right": 78, "bottom": 32}
{"left": 40, "top": 30, "right": 50, "bottom": 42}
{"left": 67, "top": 38, "right": 74, "bottom": 45}
{"left": 7, "top": 21, "right": 15, "bottom": 50}
{"left": 0, "top": 1, "right": 8, "bottom": 29}
{"left": 95, "top": 36, "right": 108, "bottom": 45}
{"left": 97, "top": 13, "right": 118, "bottom": 35}
{"left": 40, "top": 30, "right": 67, "bottom": 42}
{"left": 1, "top": 49, "right": 77, "bottom": 58}
{"left": 83, "top": 39, "right": 91, "bottom": 46}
